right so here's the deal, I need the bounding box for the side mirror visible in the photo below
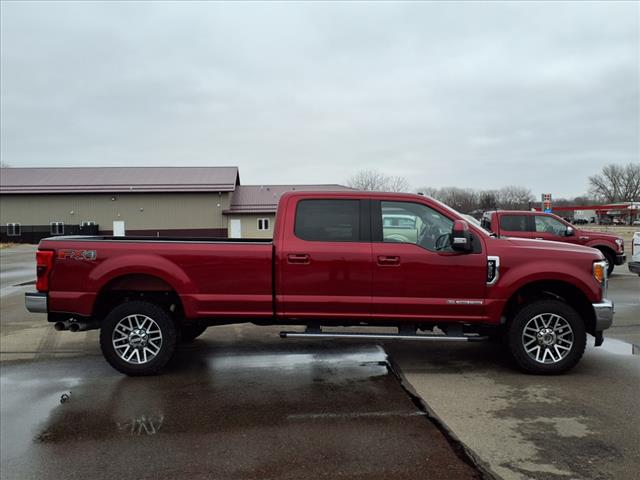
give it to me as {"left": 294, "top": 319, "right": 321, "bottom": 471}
{"left": 451, "top": 220, "right": 473, "bottom": 252}
{"left": 565, "top": 226, "right": 575, "bottom": 237}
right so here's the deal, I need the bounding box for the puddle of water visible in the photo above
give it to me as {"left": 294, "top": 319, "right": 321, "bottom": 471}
{"left": 599, "top": 338, "right": 640, "bottom": 356}
{"left": 207, "top": 345, "right": 387, "bottom": 372}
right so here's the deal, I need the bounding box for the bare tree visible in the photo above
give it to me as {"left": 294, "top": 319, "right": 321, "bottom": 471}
{"left": 435, "top": 187, "right": 478, "bottom": 213}
{"left": 478, "top": 190, "right": 499, "bottom": 211}
{"left": 387, "top": 175, "right": 411, "bottom": 193}
{"left": 589, "top": 163, "right": 640, "bottom": 202}
{"left": 498, "top": 185, "right": 534, "bottom": 210}
{"left": 347, "top": 169, "right": 410, "bottom": 192}
{"left": 416, "top": 185, "right": 533, "bottom": 213}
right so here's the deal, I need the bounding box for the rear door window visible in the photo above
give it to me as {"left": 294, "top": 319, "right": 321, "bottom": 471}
{"left": 499, "top": 215, "right": 531, "bottom": 232}
{"left": 294, "top": 199, "right": 362, "bottom": 242}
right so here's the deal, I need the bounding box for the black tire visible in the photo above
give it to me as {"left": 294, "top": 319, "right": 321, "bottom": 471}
{"left": 179, "top": 324, "right": 207, "bottom": 343}
{"left": 507, "top": 299, "right": 586, "bottom": 375}
{"left": 100, "top": 301, "right": 177, "bottom": 376}
{"left": 600, "top": 249, "right": 615, "bottom": 276}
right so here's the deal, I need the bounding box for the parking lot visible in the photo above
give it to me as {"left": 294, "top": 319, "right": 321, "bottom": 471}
{"left": 1, "top": 244, "right": 639, "bottom": 479}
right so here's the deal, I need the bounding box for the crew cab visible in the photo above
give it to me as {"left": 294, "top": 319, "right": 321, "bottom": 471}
{"left": 25, "top": 192, "right": 613, "bottom": 376}
{"left": 481, "top": 210, "right": 626, "bottom": 275}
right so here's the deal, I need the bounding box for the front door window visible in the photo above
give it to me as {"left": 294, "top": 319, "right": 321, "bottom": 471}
{"left": 381, "top": 201, "right": 453, "bottom": 251}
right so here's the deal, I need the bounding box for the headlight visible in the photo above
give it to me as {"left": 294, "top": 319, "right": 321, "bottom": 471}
{"left": 615, "top": 238, "right": 624, "bottom": 252}
{"left": 593, "top": 260, "right": 607, "bottom": 285}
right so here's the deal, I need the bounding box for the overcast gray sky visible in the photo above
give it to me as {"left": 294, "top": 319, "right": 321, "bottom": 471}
{"left": 1, "top": 1, "right": 638, "bottom": 197}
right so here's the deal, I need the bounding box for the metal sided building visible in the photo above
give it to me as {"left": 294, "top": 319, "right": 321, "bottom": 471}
{"left": 0, "top": 167, "right": 351, "bottom": 242}
{"left": 0, "top": 167, "right": 240, "bottom": 243}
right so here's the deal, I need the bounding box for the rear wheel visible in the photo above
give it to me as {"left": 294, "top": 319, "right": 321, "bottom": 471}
{"left": 507, "top": 299, "right": 586, "bottom": 375}
{"left": 100, "top": 301, "right": 177, "bottom": 376}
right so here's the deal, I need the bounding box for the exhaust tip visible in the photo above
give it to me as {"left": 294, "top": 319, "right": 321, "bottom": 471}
{"left": 54, "top": 322, "right": 66, "bottom": 331}
{"left": 69, "top": 323, "right": 80, "bottom": 332}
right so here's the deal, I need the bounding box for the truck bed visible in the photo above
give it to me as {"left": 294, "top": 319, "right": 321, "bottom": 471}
{"left": 45, "top": 235, "right": 273, "bottom": 244}
{"left": 39, "top": 236, "right": 275, "bottom": 320}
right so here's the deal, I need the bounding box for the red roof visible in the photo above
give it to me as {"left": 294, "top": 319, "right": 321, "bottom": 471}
{"left": 0, "top": 167, "right": 240, "bottom": 194}
{"left": 226, "top": 184, "right": 352, "bottom": 213}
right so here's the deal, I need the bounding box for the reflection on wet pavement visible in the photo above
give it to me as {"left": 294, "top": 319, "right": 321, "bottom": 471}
{"left": 0, "top": 341, "right": 481, "bottom": 480}
{"left": 599, "top": 338, "right": 640, "bottom": 356}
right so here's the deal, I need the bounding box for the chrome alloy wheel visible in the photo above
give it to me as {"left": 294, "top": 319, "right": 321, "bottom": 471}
{"left": 112, "top": 315, "right": 163, "bottom": 365}
{"left": 522, "top": 313, "right": 574, "bottom": 364}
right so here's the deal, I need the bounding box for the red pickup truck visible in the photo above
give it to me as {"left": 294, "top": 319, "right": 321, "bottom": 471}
{"left": 481, "top": 210, "right": 626, "bottom": 275}
{"left": 25, "top": 192, "right": 613, "bottom": 376}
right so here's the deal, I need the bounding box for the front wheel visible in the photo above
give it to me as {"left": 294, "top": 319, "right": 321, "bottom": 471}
{"left": 507, "top": 299, "right": 586, "bottom": 375}
{"left": 100, "top": 301, "right": 177, "bottom": 376}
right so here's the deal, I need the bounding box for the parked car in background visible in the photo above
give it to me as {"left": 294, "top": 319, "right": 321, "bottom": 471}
{"left": 26, "top": 191, "right": 613, "bottom": 376}
{"left": 632, "top": 220, "right": 640, "bottom": 226}
{"left": 629, "top": 232, "right": 640, "bottom": 276}
{"left": 600, "top": 218, "right": 613, "bottom": 225}
{"left": 481, "top": 210, "right": 625, "bottom": 275}
{"left": 572, "top": 218, "right": 589, "bottom": 225}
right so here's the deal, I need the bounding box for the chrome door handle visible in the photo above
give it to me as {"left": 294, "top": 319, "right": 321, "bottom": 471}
{"left": 287, "top": 253, "right": 310, "bottom": 264}
{"left": 377, "top": 255, "right": 400, "bottom": 266}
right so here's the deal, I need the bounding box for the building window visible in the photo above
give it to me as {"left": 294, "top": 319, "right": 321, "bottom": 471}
{"left": 7, "top": 223, "right": 21, "bottom": 236}
{"left": 257, "top": 218, "right": 270, "bottom": 231}
{"left": 81, "top": 221, "right": 96, "bottom": 227}
{"left": 50, "top": 222, "right": 64, "bottom": 236}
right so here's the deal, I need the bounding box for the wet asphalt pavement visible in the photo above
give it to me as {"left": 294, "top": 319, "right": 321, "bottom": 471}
{"left": 0, "top": 340, "right": 481, "bottom": 480}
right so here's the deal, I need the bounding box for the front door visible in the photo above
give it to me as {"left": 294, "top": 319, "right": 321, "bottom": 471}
{"left": 497, "top": 214, "right": 534, "bottom": 239}
{"left": 371, "top": 200, "right": 487, "bottom": 322}
{"left": 229, "top": 218, "right": 242, "bottom": 238}
{"left": 532, "top": 214, "right": 582, "bottom": 245}
{"left": 113, "top": 221, "right": 125, "bottom": 237}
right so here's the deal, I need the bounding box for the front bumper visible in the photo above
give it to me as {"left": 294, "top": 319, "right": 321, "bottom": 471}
{"left": 25, "top": 292, "right": 47, "bottom": 313}
{"left": 592, "top": 299, "right": 614, "bottom": 331}
{"left": 615, "top": 254, "right": 626, "bottom": 266}
{"left": 629, "top": 261, "right": 640, "bottom": 274}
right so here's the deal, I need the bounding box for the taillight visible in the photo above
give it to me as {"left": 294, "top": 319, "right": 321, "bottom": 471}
{"left": 36, "top": 250, "right": 54, "bottom": 292}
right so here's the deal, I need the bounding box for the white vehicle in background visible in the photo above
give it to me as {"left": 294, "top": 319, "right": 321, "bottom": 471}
{"left": 630, "top": 232, "right": 640, "bottom": 276}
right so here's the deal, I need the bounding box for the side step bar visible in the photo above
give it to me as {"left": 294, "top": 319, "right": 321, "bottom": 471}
{"left": 280, "top": 330, "right": 488, "bottom": 342}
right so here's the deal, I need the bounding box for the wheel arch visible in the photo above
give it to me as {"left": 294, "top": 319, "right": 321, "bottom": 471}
{"left": 501, "top": 280, "right": 596, "bottom": 335}
{"left": 93, "top": 273, "right": 185, "bottom": 324}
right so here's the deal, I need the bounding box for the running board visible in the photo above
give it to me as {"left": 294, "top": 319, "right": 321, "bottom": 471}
{"left": 279, "top": 331, "right": 488, "bottom": 342}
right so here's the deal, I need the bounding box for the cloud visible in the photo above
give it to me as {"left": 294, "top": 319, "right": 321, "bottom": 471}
{"left": 1, "top": 1, "right": 638, "bottom": 197}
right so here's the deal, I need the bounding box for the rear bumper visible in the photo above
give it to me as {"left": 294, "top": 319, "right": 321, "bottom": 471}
{"left": 25, "top": 292, "right": 48, "bottom": 313}
{"left": 615, "top": 254, "right": 626, "bottom": 265}
{"left": 592, "top": 299, "right": 613, "bottom": 331}
{"left": 629, "top": 261, "right": 640, "bottom": 274}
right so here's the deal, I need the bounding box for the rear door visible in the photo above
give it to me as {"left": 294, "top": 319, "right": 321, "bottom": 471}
{"left": 371, "top": 200, "right": 487, "bottom": 322}
{"left": 497, "top": 214, "right": 535, "bottom": 239}
{"left": 278, "top": 197, "right": 373, "bottom": 320}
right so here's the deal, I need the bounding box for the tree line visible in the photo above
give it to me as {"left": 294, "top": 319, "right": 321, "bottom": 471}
{"left": 347, "top": 162, "right": 639, "bottom": 214}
